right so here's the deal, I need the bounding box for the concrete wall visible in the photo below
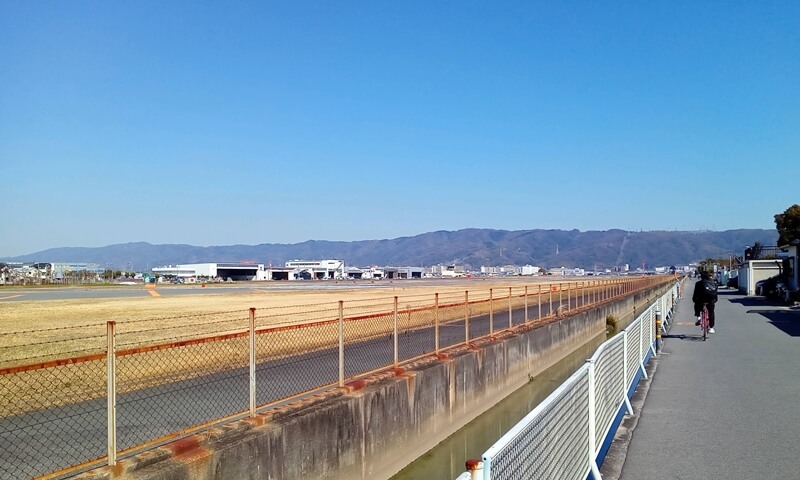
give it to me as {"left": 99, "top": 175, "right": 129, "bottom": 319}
{"left": 79, "top": 282, "right": 672, "bottom": 480}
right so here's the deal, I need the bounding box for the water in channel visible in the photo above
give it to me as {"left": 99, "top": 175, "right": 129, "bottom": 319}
{"left": 390, "top": 332, "right": 606, "bottom": 480}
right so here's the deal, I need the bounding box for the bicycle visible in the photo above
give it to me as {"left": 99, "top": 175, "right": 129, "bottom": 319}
{"left": 700, "top": 303, "right": 710, "bottom": 341}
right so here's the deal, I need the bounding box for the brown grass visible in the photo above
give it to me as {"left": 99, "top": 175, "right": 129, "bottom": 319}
{"left": 0, "top": 278, "right": 572, "bottom": 364}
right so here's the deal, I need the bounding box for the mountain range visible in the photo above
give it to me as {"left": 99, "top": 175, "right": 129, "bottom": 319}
{"left": 1, "top": 228, "right": 779, "bottom": 272}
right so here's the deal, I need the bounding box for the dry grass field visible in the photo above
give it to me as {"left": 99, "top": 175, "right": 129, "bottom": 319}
{"left": 0, "top": 277, "right": 576, "bottom": 367}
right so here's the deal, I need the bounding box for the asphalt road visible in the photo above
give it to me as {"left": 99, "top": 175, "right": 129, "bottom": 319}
{"left": 602, "top": 283, "right": 800, "bottom": 480}
{"left": 1, "top": 294, "right": 583, "bottom": 479}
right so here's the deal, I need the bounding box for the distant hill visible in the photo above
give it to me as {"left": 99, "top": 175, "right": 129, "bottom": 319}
{"left": 0, "top": 228, "right": 778, "bottom": 271}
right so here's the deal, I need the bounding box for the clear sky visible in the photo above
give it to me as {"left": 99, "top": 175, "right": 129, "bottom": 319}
{"left": 1, "top": 2, "right": 798, "bottom": 257}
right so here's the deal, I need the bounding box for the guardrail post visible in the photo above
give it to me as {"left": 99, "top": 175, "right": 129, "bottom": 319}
{"left": 622, "top": 329, "right": 634, "bottom": 415}
{"left": 489, "top": 288, "right": 494, "bottom": 334}
{"left": 434, "top": 293, "right": 440, "bottom": 354}
{"left": 249, "top": 308, "right": 257, "bottom": 416}
{"left": 655, "top": 309, "right": 662, "bottom": 354}
{"left": 339, "top": 301, "right": 345, "bottom": 387}
{"left": 639, "top": 310, "right": 648, "bottom": 379}
{"left": 549, "top": 284, "right": 553, "bottom": 315}
{"left": 465, "top": 291, "right": 470, "bottom": 345}
{"left": 508, "top": 287, "right": 513, "bottom": 328}
{"left": 586, "top": 358, "right": 602, "bottom": 479}
{"left": 106, "top": 320, "right": 117, "bottom": 467}
{"left": 393, "top": 296, "right": 399, "bottom": 367}
{"left": 671, "top": 293, "right": 675, "bottom": 317}
{"left": 648, "top": 306, "right": 658, "bottom": 358}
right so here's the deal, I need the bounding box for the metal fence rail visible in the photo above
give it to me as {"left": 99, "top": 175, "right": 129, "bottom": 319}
{"left": 458, "top": 280, "right": 683, "bottom": 480}
{"left": 0, "top": 276, "right": 672, "bottom": 479}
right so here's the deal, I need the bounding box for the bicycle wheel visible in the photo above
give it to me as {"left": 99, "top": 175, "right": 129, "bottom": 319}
{"left": 702, "top": 306, "right": 709, "bottom": 341}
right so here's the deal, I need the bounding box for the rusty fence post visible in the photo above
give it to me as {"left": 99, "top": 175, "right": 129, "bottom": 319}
{"left": 524, "top": 285, "right": 529, "bottom": 322}
{"left": 339, "top": 301, "right": 345, "bottom": 387}
{"left": 465, "top": 458, "right": 484, "bottom": 479}
{"left": 434, "top": 293, "right": 440, "bottom": 355}
{"left": 249, "top": 308, "right": 256, "bottom": 416}
{"left": 567, "top": 282, "right": 571, "bottom": 312}
{"left": 464, "top": 291, "right": 470, "bottom": 345}
{"left": 508, "top": 287, "right": 513, "bottom": 328}
{"left": 106, "top": 321, "right": 117, "bottom": 467}
{"left": 537, "top": 284, "right": 542, "bottom": 320}
{"left": 393, "top": 296, "right": 399, "bottom": 367}
{"left": 489, "top": 288, "right": 494, "bottom": 334}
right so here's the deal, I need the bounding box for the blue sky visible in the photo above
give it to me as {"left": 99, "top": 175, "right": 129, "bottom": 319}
{"left": 1, "top": 2, "right": 798, "bottom": 257}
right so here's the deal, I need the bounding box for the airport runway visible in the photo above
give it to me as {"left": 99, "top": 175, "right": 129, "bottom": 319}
{"left": 0, "top": 277, "right": 559, "bottom": 302}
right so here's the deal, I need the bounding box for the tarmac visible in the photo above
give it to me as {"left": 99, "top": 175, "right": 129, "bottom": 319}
{"left": 600, "top": 281, "right": 800, "bottom": 480}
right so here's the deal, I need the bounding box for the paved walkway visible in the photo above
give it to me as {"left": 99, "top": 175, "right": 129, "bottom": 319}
{"left": 602, "top": 281, "right": 800, "bottom": 480}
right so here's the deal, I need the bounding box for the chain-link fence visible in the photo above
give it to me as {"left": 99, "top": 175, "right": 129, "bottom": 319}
{"left": 0, "top": 276, "right": 672, "bottom": 479}
{"left": 0, "top": 323, "right": 107, "bottom": 480}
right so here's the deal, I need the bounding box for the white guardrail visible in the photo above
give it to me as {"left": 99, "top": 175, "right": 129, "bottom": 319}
{"left": 456, "top": 281, "right": 682, "bottom": 480}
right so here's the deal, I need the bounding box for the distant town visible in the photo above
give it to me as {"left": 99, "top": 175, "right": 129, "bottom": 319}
{"left": 0, "top": 259, "right": 692, "bottom": 286}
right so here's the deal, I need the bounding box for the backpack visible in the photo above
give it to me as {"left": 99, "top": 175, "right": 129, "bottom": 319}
{"left": 701, "top": 279, "right": 718, "bottom": 301}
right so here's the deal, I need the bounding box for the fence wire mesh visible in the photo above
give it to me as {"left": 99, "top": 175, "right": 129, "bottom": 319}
{"left": 436, "top": 297, "right": 469, "bottom": 350}
{"left": 626, "top": 320, "right": 642, "bottom": 387}
{"left": 255, "top": 321, "right": 339, "bottom": 406}
{"left": 0, "top": 358, "right": 107, "bottom": 480}
{"left": 0, "top": 324, "right": 105, "bottom": 369}
{"left": 485, "top": 365, "right": 590, "bottom": 480}
{"left": 117, "top": 334, "right": 249, "bottom": 451}
{"left": 398, "top": 304, "right": 436, "bottom": 362}
{"left": 592, "top": 335, "right": 625, "bottom": 448}
{"left": 343, "top": 311, "right": 394, "bottom": 378}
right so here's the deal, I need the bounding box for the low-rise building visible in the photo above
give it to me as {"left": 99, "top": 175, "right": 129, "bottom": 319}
{"left": 284, "top": 259, "right": 345, "bottom": 280}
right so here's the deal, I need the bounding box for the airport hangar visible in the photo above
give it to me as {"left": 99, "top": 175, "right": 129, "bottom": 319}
{"left": 151, "top": 260, "right": 348, "bottom": 281}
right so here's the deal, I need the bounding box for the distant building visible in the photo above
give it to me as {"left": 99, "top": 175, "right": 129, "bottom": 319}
{"left": 284, "top": 259, "right": 345, "bottom": 280}
{"left": 152, "top": 262, "right": 265, "bottom": 281}
{"left": 438, "top": 264, "right": 466, "bottom": 277}
{"left": 519, "top": 265, "right": 541, "bottom": 276}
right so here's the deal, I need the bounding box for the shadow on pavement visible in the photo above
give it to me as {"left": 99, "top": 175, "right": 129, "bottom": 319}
{"left": 729, "top": 296, "right": 787, "bottom": 307}
{"left": 746, "top": 309, "right": 800, "bottom": 337}
{"left": 662, "top": 333, "right": 706, "bottom": 342}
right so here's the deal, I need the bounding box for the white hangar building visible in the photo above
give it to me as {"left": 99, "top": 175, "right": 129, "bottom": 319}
{"left": 284, "top": 259, "right": 345, "bottom": 280}
{"left": 152, "top": 262, "right": 265, "bottom": 281}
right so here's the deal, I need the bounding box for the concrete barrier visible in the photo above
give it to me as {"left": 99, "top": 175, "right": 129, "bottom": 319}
{"left": 78, "top": 283, "right": 670, "bottom": 480}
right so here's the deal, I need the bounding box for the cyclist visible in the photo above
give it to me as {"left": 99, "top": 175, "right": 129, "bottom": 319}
{"left": 693, "top": 269, "right": 718, "bottom": 333}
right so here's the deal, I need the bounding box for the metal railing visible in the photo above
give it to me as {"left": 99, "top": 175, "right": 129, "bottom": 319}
{"left": 457, "top": 280, "right": 683, "bottom": 480}
{"left": 0, "top": 276, "right": 672, "bottom": 479}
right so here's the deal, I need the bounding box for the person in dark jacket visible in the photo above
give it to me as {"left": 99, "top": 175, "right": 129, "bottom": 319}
{"left": 693, "top": 270, "right": 718, "bottom": 333}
